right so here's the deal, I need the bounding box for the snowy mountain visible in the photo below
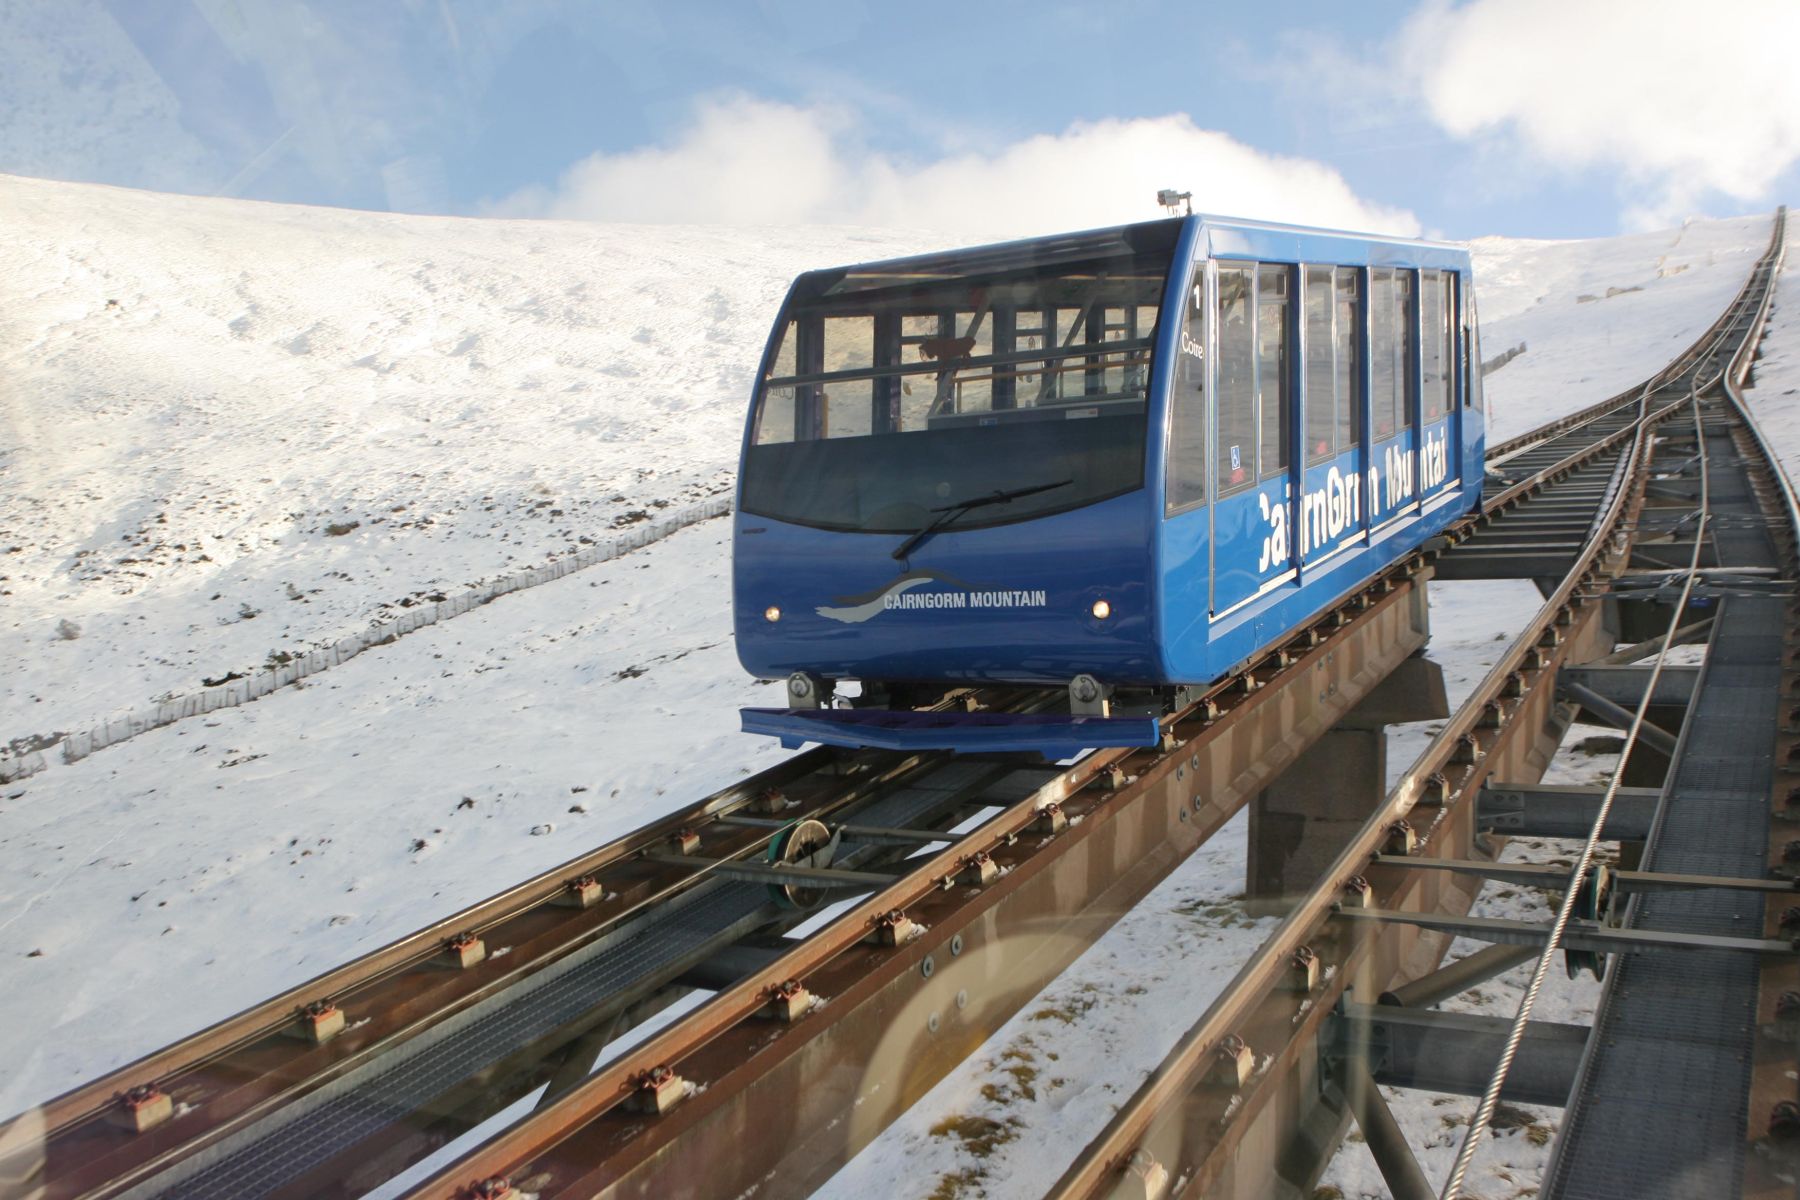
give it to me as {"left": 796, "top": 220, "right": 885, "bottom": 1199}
{"left": 0, "top": 174, "right": 947, "bottom": 764}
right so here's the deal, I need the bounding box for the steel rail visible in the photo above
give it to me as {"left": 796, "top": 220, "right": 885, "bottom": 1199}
{"left": 1044, "top": 209, "right": 1786, "bottom": 1200}
{"left": 23, "top": 746, "right": 836, "bottom": 1123}
{"left": 1717, "top": 209, "right": 1793, "bottom": 559}
{"left": 5, "top": 689, "right": 1037, "bottom": 1197}
{"left": 1481, "top": 290, "right": 1741, "bottom": 465}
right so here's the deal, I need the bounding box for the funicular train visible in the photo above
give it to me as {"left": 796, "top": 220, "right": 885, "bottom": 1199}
{"left": 733, "top": 214, "right": 1485, "bottom": 755}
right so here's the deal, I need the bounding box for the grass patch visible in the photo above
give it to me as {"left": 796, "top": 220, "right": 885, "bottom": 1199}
{"left": 929, "top": 1114, "right": 1019, "bottom": 1155}
{"left": 928, "top": 1168, "right": 983, "bottom": 1200}
{"left": 1030, "top": 983, "right": 1102, "bottom": 1025}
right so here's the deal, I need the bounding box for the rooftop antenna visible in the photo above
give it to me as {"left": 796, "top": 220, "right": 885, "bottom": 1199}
{"left": 1157, "top": 188, "right": 1192, "bottom": 217}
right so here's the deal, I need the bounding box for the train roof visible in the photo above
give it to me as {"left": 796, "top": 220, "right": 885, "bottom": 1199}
{"left": 1189, "top": 211, "right": 1463, "bottom": 252}
{"left": 1192, "top": 212, "right": 1469, "bottom": 271}
{"left": 793, "top": 214, "right": 1468, "bottom": 294}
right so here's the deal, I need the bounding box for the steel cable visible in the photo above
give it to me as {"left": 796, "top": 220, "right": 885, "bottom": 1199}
{"left": 1438, "top": 362, "right": 1719, "bottom": 1200}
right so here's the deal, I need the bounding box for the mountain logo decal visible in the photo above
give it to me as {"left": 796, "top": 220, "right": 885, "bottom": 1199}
{"left": 815, "top": 570, "right": 1048, "bottom": 623}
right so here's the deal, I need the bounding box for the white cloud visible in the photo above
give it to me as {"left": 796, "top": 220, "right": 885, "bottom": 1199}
{"left": 1399, "top": 0, "right": 1800, "bottom": 228}
{"left": 493, "top": 93, "right": 1421, "bottom": 239}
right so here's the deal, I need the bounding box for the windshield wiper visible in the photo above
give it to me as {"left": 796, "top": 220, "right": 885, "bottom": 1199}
{"left": 890, "top": 479, "right": 1072, "bottom": 560}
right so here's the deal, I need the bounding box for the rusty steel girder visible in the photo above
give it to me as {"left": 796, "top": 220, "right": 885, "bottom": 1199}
{"left": 405, "top": 577, "right": 1436, "bottom": 1200}
{"left": 1057, "top": 597, "right": 1612, "bottom": 1200}
{"left": 9, "top": 708, "right": 1037, "bottom": 1200}
{"left": 1044, "top": 530, "right": 1641, "bottom": 1199}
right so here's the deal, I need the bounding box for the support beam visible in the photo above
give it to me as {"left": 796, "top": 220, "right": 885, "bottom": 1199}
{"left": 1606, "top": 582, "right": 1784, "bottom": 602}
{"left": 1248, "top": 655, "right": 1449, "bottom": 913}
{"left": 1027, "top": 508, "right": 1607, "bottom": 1200}
{"left": 1328, "top": 1005, "right": 1587, "bottom": 1108}
{"left": 1378, "top": 943, "right": 1537, "bottom": 1009}
{"left": 1369, "top": 855, "right": 1799, "bottom": 896}
{"left": 1556, "top": 680, "right": 1681, "bottom": 756}
{"left": 1589, "top": 619, "right": 1711, "bottom": 665}
{"left": 1434, "top": 550, "right": 1583, "bottom": 580}
{"left": 1335, "top": 908, "right": 1795, "bottom": 957}
{"left": 1476, "top": 783, "right": 1661, "bottom": 840}
{"left": 1629, "top": 546, "right": 1719, "bottom": 571}
{"left": 1558, "top": 664, "right": 1699, "bottom": 708}
{"left": 1341, "top": 1057, "right": 1436, "bottom": 1200}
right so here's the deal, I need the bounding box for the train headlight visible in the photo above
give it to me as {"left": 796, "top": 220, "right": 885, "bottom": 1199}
{"left": 764, "top": 605, "right": 781, "bottom": 623}
{"left": 1090, "top": 599, "right": 1112, "bottom": 620}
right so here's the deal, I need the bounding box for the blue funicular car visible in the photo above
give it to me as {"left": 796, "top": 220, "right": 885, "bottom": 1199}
{"left": 733, "top": 211, "right": 1483, "bottom": 756}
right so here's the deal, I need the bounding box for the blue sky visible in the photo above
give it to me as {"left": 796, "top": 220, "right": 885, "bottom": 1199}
{"left": 4, "top": 0, "right": 1797, "bottom": 240}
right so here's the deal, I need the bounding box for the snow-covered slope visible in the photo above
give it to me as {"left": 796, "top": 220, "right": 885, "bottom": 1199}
{"left": 0, "top": 173, "right": 938, "bottom": 758}
{"left": 1472, "top": 214, "right": 1772, "bottom": 442}
{"left": 1744, "top": 232, "right": 1800, "bottom": 479}
{"left": 0, "top": 173, "right": 1782, "bottom": 1180}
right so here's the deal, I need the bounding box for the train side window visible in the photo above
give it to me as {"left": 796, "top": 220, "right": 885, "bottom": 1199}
{"left": 1257, "top": 263, "right": 1290, "bottom": 480}
{"left": 1215, "top": 265, "right": 1256, "bottom": 495}
{"left": 1165, "top": 275, "right": 1207, "bottom": 513}
{"left": 1441, "top": 272, "right": 1462, "bottom": 412}
{"left": 1394, "top": 269, "right": 1415, "bottom": 434}
{"left": 1447, "top": 275, "right": 1461, "bottom": 415}
{"left": 1420, "top": 272, "right": 1448, "bottom": 422}
{"left": 1335, "top": 269, "right": 1361, "bottom": 449}
{"left": 1370, "top": 269, "right": 1396, "bottom": 440}
{"left": 1304, "top": 267, "right": 1334, "bottom": 465}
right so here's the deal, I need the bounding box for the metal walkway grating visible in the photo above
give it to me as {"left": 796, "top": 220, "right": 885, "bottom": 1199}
{"left": 1545, "top": 423, "right": 1780, "bottom": 1199}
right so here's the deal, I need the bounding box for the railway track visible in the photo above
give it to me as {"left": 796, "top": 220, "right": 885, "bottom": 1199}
{"left": 1046, "top": 207, "right": 1791, "bottom": 1200}
{"left": 1, "top": 212, "right": 1786, "bottom": 1200}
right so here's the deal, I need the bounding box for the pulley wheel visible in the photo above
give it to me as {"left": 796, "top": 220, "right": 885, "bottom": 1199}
{"left": 767, "top": 818, "right": 838, "bottom": 909}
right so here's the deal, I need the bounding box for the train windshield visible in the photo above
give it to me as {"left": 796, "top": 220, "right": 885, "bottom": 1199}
{"left": 741, "top": 220, "right": 1179, "bottom": 534}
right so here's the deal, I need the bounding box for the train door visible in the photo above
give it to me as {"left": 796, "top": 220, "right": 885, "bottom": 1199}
{"left": 1459, "top": 273, "right": 1487, "bottom": 488}
{"left": 1159, "top": 251, "right": 1211, "bottom": 671}
{"left": 1417, "top": 268, "right": 1459, "bottom": 503}
{"left": 1210, "top": 261, "right": 1295, "bottom": 617}
{"left": 1368, "top": 267, "right": 1418, "bottom": 531}
{"left": 1298, "top": 265, "right": 1366, "bottom": 569}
